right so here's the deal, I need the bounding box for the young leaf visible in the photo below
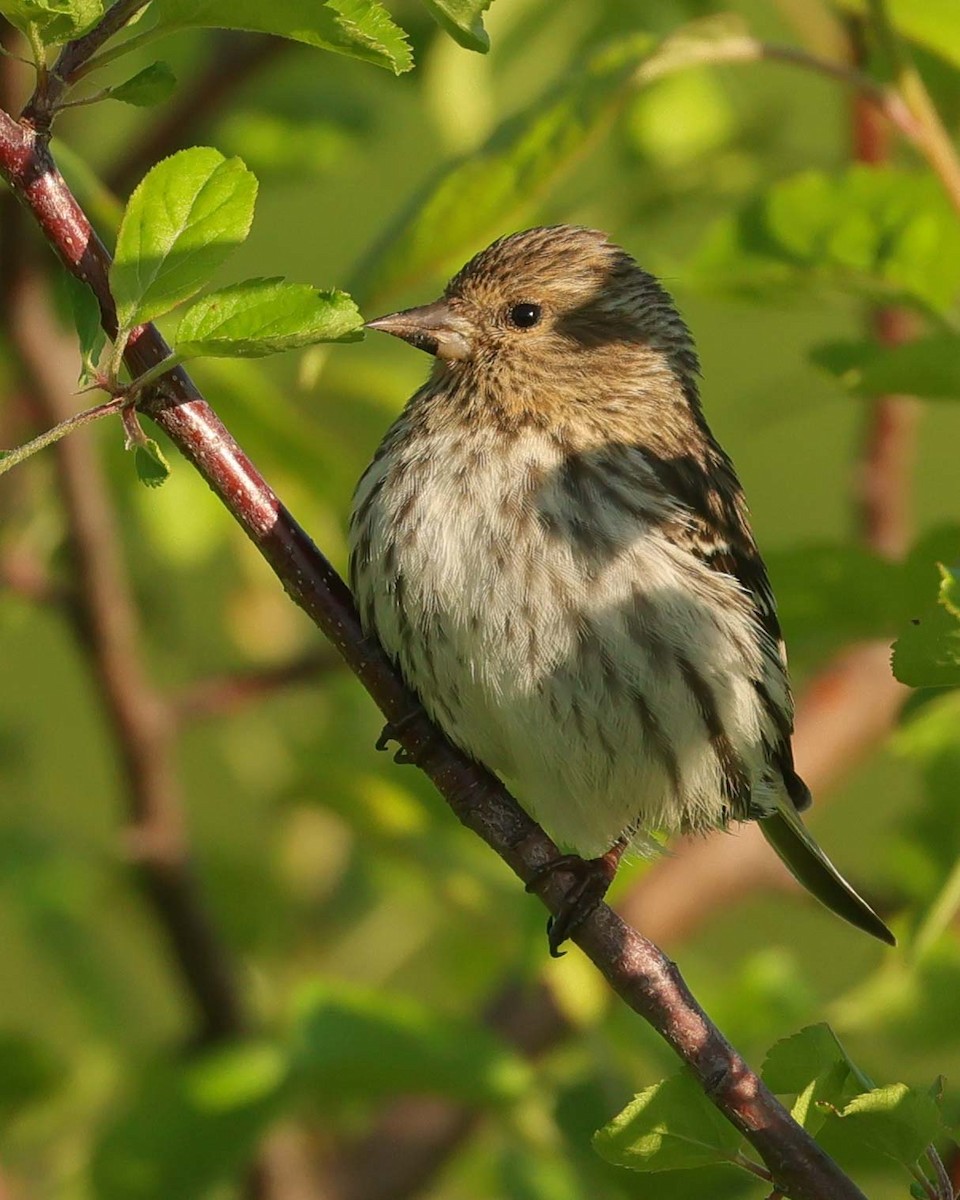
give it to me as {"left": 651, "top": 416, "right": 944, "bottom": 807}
{"left": 418, "top": 0, "right": 494, "bottom": 52}
{"left": 354, "top": 33, "right": 656, "bottom": 303}
{"left": 828, "top": 1084, "right": 945, "bottom": 1168}
{"left": 109, "top": 62, "right": 177, "bottom": 107}
{"left": 146, "top": 0, "right": 412, "bottom": 75}
{"left": 0, "top": 0, "right": 102, "bottom": 44}
{"left": 761, "top": 1023, "right": 871, "bottom": 1094}
{"left": 175, "top": 279, "right": 363, "bottom": 359}
{"left": 592, "top": 1071, "right": 743, "bottom": 1172}
{"left": 110, "top": 147, "right": 258, "bottom": 333}
{"left": 811, "top": 336, "right": 960, "bottom": 400}
{"left": 291, "top": 980, "right": 530, "bottom": 1107}
{"left": 62, "top": 272, "right": 106, "bottom": 376}
{"left": 134, "top": 439, "right": 171, "bottom": 488}
{"left": 893, "top": 565, "right": 960, "bottom": 688}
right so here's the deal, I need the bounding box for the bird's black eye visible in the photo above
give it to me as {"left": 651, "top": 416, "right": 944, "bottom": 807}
{"left": 508, "top": 302, "right": 541, "bottom": 329}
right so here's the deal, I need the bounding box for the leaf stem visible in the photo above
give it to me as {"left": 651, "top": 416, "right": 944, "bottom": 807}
{"left": 0, "top": 393, "right": 126, "bottom": 478}
{"left": 126, "top": 352, "right": 185, "bottom": 396}
{"left": 70, "top": 25, "right": 165, "bottom": 83}
{"left": 911, "top": 853, "right": 960, "bottom": 961}
{"left": 733, "top": 1151, "right": 775, "bottom": 1182}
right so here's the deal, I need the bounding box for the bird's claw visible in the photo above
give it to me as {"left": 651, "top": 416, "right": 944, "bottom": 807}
{"left": 526, "top": 843, "right": 626, "bottom": 957}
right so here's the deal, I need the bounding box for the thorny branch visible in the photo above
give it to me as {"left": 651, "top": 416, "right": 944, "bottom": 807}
{"left": 0, "top": 96, "right": 870, "bottom": 1200}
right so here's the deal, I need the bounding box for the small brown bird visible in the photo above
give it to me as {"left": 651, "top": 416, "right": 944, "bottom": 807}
{"left": 351, "top": 225, "right": 894, "bottom": 954}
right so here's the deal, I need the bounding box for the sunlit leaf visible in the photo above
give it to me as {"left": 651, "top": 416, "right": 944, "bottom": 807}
{"left": 110, "top": 147, "right": 258, "bottom": 331}
{"left": 146, "top": 0, "right": 412, "bottom": 74}
{"left": 761, "top": 1023, "right": 871, "bottom": 1094}
{"left": 418, "top": 0, "right": 494, "bottom": 52}
{"left": 0, "top": 0, "right": 101, "bottom": 43}
{"left": 175, "top": 279, "right": 363, "bottom": 359}
{"left": 109, "top": 62, "right": 178, "bottom": 107}
{"left": 828, "top": 1084, "right": 945, "bottom": 1168}
{"left": 836, "top": 0, "right": 960, "bottom": 70}
{"left": 593, "top": 1071, "right": 743, "bottom": 1172}
{"left": 893, "top": 564, "right": 960, "bottom": 688}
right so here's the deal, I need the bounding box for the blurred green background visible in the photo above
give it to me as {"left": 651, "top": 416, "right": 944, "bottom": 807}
{"left": 1, "top": 1, "right": 960, "bottom": 1197}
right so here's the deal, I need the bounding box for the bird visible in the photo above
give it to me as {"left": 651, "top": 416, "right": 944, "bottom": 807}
{"left": 350, "top": 224, "right": 894, "bottom": 956}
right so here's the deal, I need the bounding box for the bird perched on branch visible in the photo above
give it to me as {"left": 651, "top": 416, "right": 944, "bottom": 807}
{"left": 351, "top": 225, "right": 894, "bottom": 955}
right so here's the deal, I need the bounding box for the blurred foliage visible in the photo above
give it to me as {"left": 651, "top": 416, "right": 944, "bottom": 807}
{"left": 2, "top": 0, "right": 960, "bottom": 1198}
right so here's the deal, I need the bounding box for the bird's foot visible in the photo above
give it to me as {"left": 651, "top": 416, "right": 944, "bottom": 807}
{"left": 375, "top": 707, "right": 432, "bottom": 765}
{"left": 525, "top": 839, "right": 627, "bottom": 957}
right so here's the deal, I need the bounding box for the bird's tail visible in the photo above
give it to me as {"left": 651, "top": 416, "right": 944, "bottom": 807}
{"left": 759, "top": 796, "right": 896, "bottom": 946}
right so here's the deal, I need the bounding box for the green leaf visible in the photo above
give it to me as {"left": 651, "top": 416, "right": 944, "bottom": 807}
{"left": 893, "top": 565, "right": 960, "bottom": 688}
{"left": 109, "top": 61, "right": 177, "bottom": 107}
{"left": 175, "top": 279, "right": 363, "bottom": 359}
{"left": 291, "top": 980, "right": 530, "bottom": 1106}
{"left": 0, "top": 1031, "right": 64, "bottom": 1118}
{"left": 146, "top": 0, "right": 412, "bottom": 74}
{"left": 62, "top": 271, "right": 106, "bottom": 376}
{"left": 354, "top": 33, "right": 655, "bottom": 303}
{"left": 0, "top": 0, "right": 102, "bottom": 43}
{"left": 134, "top": 439, "right": 171, "bottom": 488}
{"left": 811, "top": 336, "right": 960, "bottom": 400}
{"left": 761, "top": 1023, "right": 871, "bottom": 1094}
{"left": 829, "top": 1084, "right": 945, "bottom": 1168}
{"left": 835, "top": 0, "right": 960, "bottom": 71}
{"left": 687, "top": 166, "right": 960, "bottom": 315}
{"left": 592, "top": 1071, "right": 743, "bottom": 1172}
{"left": 418, "top": 0, "right": 494, "bottom": 52}
{"left": 110, "top": 147, "right": 258, "bottom": 332}
{"left": 91, "top": 1044, "right": 287, "bottom": 1200}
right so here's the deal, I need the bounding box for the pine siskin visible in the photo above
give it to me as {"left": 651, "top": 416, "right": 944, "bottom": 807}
{"left": 351, "top": 225, "right": 894, "bottom": 955}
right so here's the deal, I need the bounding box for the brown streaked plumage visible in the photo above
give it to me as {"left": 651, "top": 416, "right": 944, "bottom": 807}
{"left": 351, "top": 225, "right": 894, "bottom": 954}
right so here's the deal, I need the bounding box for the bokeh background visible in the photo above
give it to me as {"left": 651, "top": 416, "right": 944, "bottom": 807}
{"left": 1, "top": 1, "right": 960, "bottom": 1197}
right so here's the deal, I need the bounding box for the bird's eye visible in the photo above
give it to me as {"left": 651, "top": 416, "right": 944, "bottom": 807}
{"left": 508, "top": 302, "right": 541, "bottom": 329}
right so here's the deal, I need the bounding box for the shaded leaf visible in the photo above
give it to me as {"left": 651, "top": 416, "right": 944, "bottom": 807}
{"left": 354, "top": 33, "right": 656, "bottom": 303}
{"left": 90, "top": 1044, "right": 287, "bottom": 1200}
{"left": 761, "top": 1023, "right": 870, "bottom": 1094}
{"left": 0, "top": 1031, "right": 64, "bottom": 1118}
{"left": 687, "top": 166, "right": 960, "bottom": 315}
{"left": 109, "top": 62, "right": 177, "bottom": 107}
{"left": 812, "top": 336, "right": 960, "bottom": 400}
{"left": 110, "top": 147, "right": 258, "bottom": 331}
{"left": 0, "top": 0, "right": 101, "bottom": 43}
{"left": 62, "top": 271, "right": 106, "bottom": 376}
{"left": 175, "top": 278, "right": 363, "bottom": 359}
{"left": 593, "top": 1071, "right": 742, "bottom": 1172}
{"left": 418, "top": 0, "right": 493, "bottom": 52}
{"left": 291, "top": 980, "right": 530, "bottom": 1106}
{"left": 147, "top": 0, "right": 412, "bottom": 74}
{"left": 830, "top": 1084, "right": 944, "bottom": 1168}
{"left": 893, "top": 565, "right": 960, "bottom": 688}
{"left": 134, "top": 439, "right": 171, "bottom": 488}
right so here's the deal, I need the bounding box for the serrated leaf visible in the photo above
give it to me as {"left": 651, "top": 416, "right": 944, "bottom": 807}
{"left": 0, "top": 0, "right": 102, "bottom": 43}
{"left": 893, "top": 565, "right": 960, "bottom": 688}
{"left": 134, "top": 439, "right": 171, "bottom": 488}
{"left": 355, "top": 33, "right": 655, "bottom": 303}
{"left": 418, "top": 0, "right": 493, "bottom": 52}
{"left": 687, "top": 167, "right": 960, "bottom": 315}
{"left": 830, "top": 1084, "right": 944, "bottom": 1167}
{"left": 291, "top": 980, "right": 530, "bottom": 1106}
{"left": 109, "top": 61, "right": 177, "bottom": 107}
{"left": 110, "top": 147, "right": 258, "bottom": 332}
{"left": 790, "top": 1062, "right": 857, "bottom": 1134}
{"left": 146, "top": 0, "right": 412, "bottom": 74}
{"left": 62, "top": 271, "right": 106, "bottom": 375}
{"left": 175, "top": 279, "right": 363, "bottom": 359}
{"left": 761, "top": 1023, "right": 870, "bottom": 1094}
{"left": 593, "top": 1071, "right": 743, "bottom": 1172}
{"left": 812, "top": 336, "right": 960, "bottom": 400}
{"left": 91, "top": 1044, "right": 286, "bottom": 1200}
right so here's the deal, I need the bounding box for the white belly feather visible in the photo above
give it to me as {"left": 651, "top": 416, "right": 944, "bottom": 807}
{"left": 350, "top": 423, "right": 784, "bottom": 857}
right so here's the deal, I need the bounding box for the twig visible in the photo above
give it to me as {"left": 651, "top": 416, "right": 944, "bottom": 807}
{"left": 0, "top": 391, "right": 127, "bottom": 477}
{"left": 0, "top": 109, "right": 872, "bottom": 1200}
{"left": 175, "top": 649, "right": 342, "bottom": 722}
{"left": 21, "top": 0, "right": 151, "bottom": 129}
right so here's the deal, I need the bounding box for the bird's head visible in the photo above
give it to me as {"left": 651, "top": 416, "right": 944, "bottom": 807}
{"left": 365, "top": 225, "right": 701, "bottom": 432}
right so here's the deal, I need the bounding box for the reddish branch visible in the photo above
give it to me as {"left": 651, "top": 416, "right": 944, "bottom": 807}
{"left": 0, "top": 100, "right": 871, "bottom": 1200}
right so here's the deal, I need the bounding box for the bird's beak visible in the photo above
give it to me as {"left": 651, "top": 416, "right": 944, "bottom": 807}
{"left": 365, "top": 300, "right": 473, "bottom": 361}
